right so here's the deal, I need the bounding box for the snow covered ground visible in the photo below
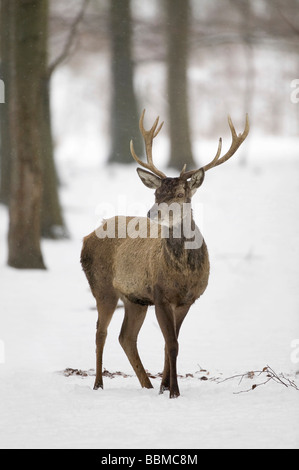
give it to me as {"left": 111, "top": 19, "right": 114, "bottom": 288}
{"left": 0, "top": 120, "right": 299, "bottom": 448}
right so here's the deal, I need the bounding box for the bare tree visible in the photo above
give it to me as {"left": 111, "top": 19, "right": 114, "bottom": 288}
{"left": 41, "top": 0, "right": 90, "bottom": 238}
{"left": 0, "top": 0, "right": 13, "bottom": 205}
{"left": 6, "top": 0, "right": 47, "bottom": 269}
{"left": 0, "top": 0, "right": 66, "bottom": 241}
{"left": 165, "top": 0, "right": 195, "bottom": 171}
{"left": 108, "top": 0, "right": 142, "bottom": 164}
{"left": 1, "top": 0, "right": 89, "bottom": 242}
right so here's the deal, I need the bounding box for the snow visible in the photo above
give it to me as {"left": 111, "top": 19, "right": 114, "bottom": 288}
{"left": 1, "top": 56, "right": 299, "bottom": 448}
{"left": 1, "top": 135, "right": 299, "bottom": 450}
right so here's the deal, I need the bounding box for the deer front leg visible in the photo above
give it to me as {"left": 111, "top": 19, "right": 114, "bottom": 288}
{"left": 160, "top": 345, "right": 171, "bottom": 393}
{"left": 160, "top": 305, "right": 190, "bottom": 394}
{"left": 94, "top": 294, "right": 118, "bottom": 390}
{"left": 154, "top": 285, "right": 180, "bottom": 398}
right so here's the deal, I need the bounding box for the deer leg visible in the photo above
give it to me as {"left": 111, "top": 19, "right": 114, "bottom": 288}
{"left": 94, "top": 293, "right": 119, "bottom": 390}
{"left": 119, "top": 301, "right": 153, "bottom": 389}
{"left": 154, "top": 286, "right": 181, "bottom": 398}
{"left": 160, "top": 345, "right": 170, "bottom": 393}
{"left": 160, "top": 305, "right": 190, "bottom": 394}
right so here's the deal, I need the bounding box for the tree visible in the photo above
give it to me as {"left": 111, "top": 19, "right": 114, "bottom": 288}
{"left": 165, "top": 0, "right": 195, "bottom": 171}
{"left": 39, "top": 73, "right": 66, "bottom": 239}
{"left": 6, "top": 0, "right": 47, "bottom": 269}
{"left": 0, "top": 0, "right": 71, "bottom": 239}
{"left": 0, "top": 0, "right": 13, "bottom": 205}
{"left": 40, "top": 0, "right": 90, "bottom": 238}
{"left": 108, "top": 0, "right": 142, "bottom": 164}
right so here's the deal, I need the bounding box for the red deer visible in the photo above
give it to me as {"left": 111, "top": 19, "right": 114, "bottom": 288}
{"left": 81, "top": 110, "right": 249, "bottom": 398}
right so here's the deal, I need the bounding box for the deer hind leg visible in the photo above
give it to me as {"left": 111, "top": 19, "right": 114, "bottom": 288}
{"left": 119, "top": 301, "right": 153, "bottom": 389}
{"left": 94, "top": 291, "right": 119, "bottom": 390}
{"left": 160, "top": 305, "right": 190, "bottom": 395}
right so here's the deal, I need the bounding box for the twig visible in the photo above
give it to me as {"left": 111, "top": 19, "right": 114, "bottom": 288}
{"left": 61, "top": 365, "right": 299, "bottom": 394}
{"left": 48, "top": 0, "right": 90, "bottom": 77}
{"left": 276, "top": 4, "right": 299, "bottom": 37}
{"left": 217, "top": 365, "right": 299, "bottom": 394}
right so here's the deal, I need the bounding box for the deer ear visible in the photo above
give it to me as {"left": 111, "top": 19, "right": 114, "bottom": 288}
{"left": 137, "top": 168, "right": 162, "bottom": 189}
{"left": 188, "top": 169, "right": 205, "bottom": 195}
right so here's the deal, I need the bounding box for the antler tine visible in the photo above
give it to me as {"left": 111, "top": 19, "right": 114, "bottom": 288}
{"left": 139, "top": 110, "right": 164, "bottom": 165}
{"left": 202, "top": 137, "right": 223, "bottom": 172}
{"left": 140, "top": 112, "right": 162, "bottom": 139}
{"left": 180, "top": 114, "right": 249, "bottom": 179}
{"left": 211, "top": 113, "right": 250, "bottom": 169}
{"left": 181, "top": 138, "right": 222, "bottom": 179}
{"left": 130, "top": 109, "right": 166, "bottom": 179}
{"left": 180, "top": 164, "right": 187, "bottom": 177}
{"left": 180, "top": 137, "right": 222, "bottom": 179}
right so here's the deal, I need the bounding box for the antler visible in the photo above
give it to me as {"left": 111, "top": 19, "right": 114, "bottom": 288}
{"left": 130, "top": 109, "right": 166, "bottom": 179}
{"left": 181, "top": 114, "right": 250, "bottom": 179}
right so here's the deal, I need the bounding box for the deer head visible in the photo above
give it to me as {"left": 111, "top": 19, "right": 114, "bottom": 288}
{"left": 130, "top": 109, "right": 250, "bottom": 227}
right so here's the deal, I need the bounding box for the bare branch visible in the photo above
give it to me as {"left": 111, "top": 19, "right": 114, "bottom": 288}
{"left": 48, "top": 0, "right": 90, "bottom": 78}
{"left": 276, "top": 6, "right": 299, "bottom": 36}
{"left": 217, "top": 365, "right": 299, "bottom": 394}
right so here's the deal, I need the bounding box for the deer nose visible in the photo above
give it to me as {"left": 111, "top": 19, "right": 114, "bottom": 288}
{"left": 147, "top": 209, "right": 155, "bottom": 219}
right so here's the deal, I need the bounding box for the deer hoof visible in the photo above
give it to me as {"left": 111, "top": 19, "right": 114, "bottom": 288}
{"left": 159, "top": 384, "right": 170, "bottom": 394}
{"left": 169, "top": 389, "right": 180, "bottom": 399}
{"left": 93, "top": 381, "right": 103, "bottom": 390}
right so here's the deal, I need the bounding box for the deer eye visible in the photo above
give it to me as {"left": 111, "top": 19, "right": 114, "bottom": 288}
{"left": 177, "top": 193, "right": 184, "bottom": 198}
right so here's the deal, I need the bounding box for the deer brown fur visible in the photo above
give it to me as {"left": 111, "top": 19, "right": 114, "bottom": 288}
{"left": 81, "top": 110, "right": 249, "bottom": 398}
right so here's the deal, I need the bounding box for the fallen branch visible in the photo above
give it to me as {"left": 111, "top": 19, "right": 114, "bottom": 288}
{"left": 61, "top": 368, "right": 209, "bottom": 381}
{"left": 61, "top": 365, "right": 299, "bottom": 394}
{"left": 217, "top": 365, "right": 299, "bottom": 394}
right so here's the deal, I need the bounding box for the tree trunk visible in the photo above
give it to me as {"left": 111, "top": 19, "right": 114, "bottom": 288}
{"left": 108, "top": 0, "right": 142, "bottom": 164}
{"left": 0, "top": 0, "right": 13, "bottom": 205}
{"left": 40, "top": 69, "right": 67, "bottom": 239}
{"left": 7, "top": 0, "right": 47, "bottom": 269}
{"left": 1, "top": 0, "right": 67, "bottom": 239}
{"left": 166, "top": 0, "right": 195, "bottom": 171}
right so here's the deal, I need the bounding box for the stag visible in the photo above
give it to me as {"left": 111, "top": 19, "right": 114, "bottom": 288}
{"left": 81, "top": 110, "right": 249, "bottom": 398}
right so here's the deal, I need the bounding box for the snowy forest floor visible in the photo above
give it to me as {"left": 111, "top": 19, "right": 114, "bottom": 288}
{"left": 0, "top": 136, "right": 299, "bottom": 449}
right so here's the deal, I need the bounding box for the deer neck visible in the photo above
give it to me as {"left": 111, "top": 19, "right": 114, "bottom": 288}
{"left": 162, "top": 214, "right": 204, "bottom": 271}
